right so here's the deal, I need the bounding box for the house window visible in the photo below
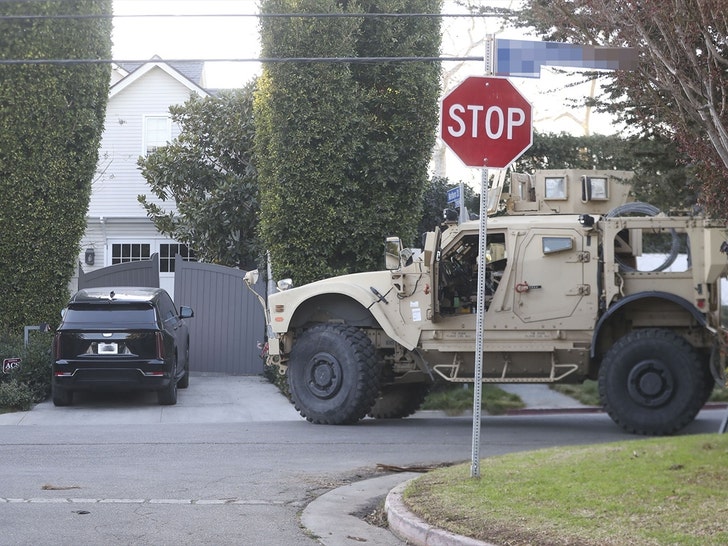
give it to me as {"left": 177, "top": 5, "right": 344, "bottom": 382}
{"left": 160, "top": 243, "right": 196, "bottom": 273}
{"left": 144, "top": 116, "right": 171, "bottom": 155}
{"left": 111, "top": 243, "right": 151, "bottom": 264}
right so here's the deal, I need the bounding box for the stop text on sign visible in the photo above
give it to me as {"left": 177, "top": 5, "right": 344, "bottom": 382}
{"left": 446, "top": 105, "right": 527, "bottom": 140}
{"left": 440, "top": 76, "right": 533, "bottom": 169}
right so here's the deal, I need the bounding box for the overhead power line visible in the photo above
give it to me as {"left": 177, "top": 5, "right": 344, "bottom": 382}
{"left": 0, "top": 11, "right": 513, "bottom": 21}
{"left": 0, "top": 9, "right": 506, "bottom": 66}
{"left": 0, "top": 56, "right": 484, "bottom": 65}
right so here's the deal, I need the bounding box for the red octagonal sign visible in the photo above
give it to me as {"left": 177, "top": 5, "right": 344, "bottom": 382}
{"left": 441, "top": 76, "right": 533, "bottom": 168}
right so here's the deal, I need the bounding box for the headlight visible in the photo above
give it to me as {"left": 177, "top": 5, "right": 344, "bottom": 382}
{"left": 277, "top": 278, "right": 293, "bottom": 291}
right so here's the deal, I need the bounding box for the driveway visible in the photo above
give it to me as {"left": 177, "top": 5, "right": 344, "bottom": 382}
{"left": 0, "top": 375, "right": 595, "bottom": 427}
{"left": 0, "top": 374, "right": 299, "bottom": 426}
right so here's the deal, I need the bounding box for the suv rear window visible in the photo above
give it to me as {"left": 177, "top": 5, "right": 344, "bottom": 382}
{"left": 63, "top": 304, "right": 157, "bottom": 326}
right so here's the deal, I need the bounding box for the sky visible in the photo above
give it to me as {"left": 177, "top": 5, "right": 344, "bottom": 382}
{"left": 112, "top": 0, "right": 262, "bottom": 87}
{"left": 110, "top": 0, "right": 620, "bottom": 185}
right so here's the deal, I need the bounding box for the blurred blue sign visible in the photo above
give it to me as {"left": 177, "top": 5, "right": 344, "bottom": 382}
{"left": 496, "top": 39, "right": 637, "bottom": 78}
{"left": 447, "top": 187, "right": 460, "bottom": 203}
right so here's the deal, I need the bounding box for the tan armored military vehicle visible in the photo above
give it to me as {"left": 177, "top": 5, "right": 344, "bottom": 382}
{"left": 245, "top": 170, "right": 728, "bottom": 435}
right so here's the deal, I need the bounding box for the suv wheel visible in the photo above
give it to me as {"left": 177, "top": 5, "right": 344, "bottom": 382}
{"left": 158, "top": 379, "right": 178, "bottom": 405}
{"left": 52, "top": 384, "right": 73, "bottom": 407}
{"left": 178, "top": 349, "right": 190, "bottom": 389}
{"left": 158, "top": 358, "right": 179, "bottom": 405}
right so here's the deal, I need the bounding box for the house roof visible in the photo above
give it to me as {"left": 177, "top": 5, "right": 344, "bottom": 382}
{"left": 118, "top": 59, "right": 205, "bottom": 85}
{"left": 110, "top": 55, "right": 210, "bottom": 99}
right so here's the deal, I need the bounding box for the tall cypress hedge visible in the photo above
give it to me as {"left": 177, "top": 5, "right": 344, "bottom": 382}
{"left": 0, "top": 1, "right": 112, "bottom": 331}
{"left": 255, "top": 0, "right": 442, "bottom": 285}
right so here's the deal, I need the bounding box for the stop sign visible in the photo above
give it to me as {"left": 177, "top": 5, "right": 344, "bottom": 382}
{"left": 441, "top": 76, "right": 533, "bottom": 168}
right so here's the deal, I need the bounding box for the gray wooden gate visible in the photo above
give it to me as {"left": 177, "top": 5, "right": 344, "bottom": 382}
{"left": 78, "top": 254, "right": 160, "bottom": 289}
{"left": 174, "top": 256, "right": 265, "bottom": 375}
{"left": 76, "top": 254, "right": 265, "bottom": 375}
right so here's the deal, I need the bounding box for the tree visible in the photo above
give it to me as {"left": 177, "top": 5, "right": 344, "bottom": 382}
{"left": 516, "top": 131, "right": 697, "bottom": 211}
{"left": 351, "top": 0, "right": 443, "bottom": 252}
{"left": 517, "top": 0, "right": 728, "bottom": 216}
{"left": 138, "top": 85, "right": 260, "bottom": 269}
{"left": 255, "top": 0, "right": 442, "bottom": 285}
{"left": 0, "top": 1, "right": 112, "bottom": 331}
{"left": 417, "top": 176, "right": 480, "bottom": 241}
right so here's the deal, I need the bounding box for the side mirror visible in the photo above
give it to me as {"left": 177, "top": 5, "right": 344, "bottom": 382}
{"left": 180, "top": 306, "right": 194, "bottom": 319}
{"left": 244, "top": 269, "right": 259, "bottom": 286}
{"left": 385, "top": 237, "right": 403, "bottom": 270}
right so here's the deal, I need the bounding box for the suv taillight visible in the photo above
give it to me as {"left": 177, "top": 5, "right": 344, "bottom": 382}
{"left": 156, "top": 332, "right": 165, "bottom": 359}
{"left": 53, "top": 334, "right": 61, "bottom": 360}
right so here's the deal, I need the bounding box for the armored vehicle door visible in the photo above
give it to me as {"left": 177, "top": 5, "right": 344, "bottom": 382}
{"left": 510, "top": 227, "right": 598, "bottom": 324}
{"left": 424, "top": 227, "right": 441, "bottom": 319}
{"left": 435, "top": 229, "right": 509, "bottom": 319}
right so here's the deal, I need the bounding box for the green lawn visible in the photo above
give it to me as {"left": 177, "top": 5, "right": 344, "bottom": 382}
{"left": 403, "top": 433, "right": 728, "bottom": 545}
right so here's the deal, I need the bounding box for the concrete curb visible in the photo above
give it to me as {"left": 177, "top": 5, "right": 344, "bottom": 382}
{"left": 386, "top": 478, "right": 496, "bottom": 546}
{"left": 302, "top": 472, "right": 420, "bottom": 545}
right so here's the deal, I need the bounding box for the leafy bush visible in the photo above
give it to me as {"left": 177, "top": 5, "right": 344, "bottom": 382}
{"left": 0, "top": 331, "right": 52, "bottom": 411}
{"left": 256, "top": 0, "right": 442, "bottom": 285}
{"left": 261, "top": 340, "right": 290, "bottom": 401}
{"left": 0, "top": 1, "right": 112, "bottom": 332}
{"left": 551, "top": 380, "right": 601, "bottom": 406}
{"left": 0, "top": 331, "right": 23, "bottom": 376}
{"left": 422, "top": 384, "right": 525, "bottom": 416}
{"left": 0, "top": 380, "right": 35, "bottom": 412}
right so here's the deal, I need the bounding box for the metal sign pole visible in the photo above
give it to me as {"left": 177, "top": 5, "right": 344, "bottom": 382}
{"left": 471, "top": 168, "right": 489, "bottom": 478}
{"left": 471, "top": 34, "right": 497, "bottom": 479}
{"left": 459, "top": 181, "right": 467, "bottom": 223}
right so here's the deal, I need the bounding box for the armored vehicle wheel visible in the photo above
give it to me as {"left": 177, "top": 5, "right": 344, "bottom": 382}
{"left": 598, "top": 328, "right": 706, "bottom": 435}
{"left": 287, "top": 323, "right": 379, "bottom": 425}
{"left": 368, "top": 383, "right": 430, "bottom": 419}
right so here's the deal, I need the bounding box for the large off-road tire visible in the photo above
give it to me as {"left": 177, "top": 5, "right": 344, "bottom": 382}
{"left": 368, "top": 383, "right": 430, "bottom": 419}
{"left": 598, "top": 328, "right": 706, "bottom": 435}
{"left": 287, "top": 323, "right": 379, "bottom": 425}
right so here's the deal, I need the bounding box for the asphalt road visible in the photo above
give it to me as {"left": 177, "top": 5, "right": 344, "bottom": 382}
{"left": 1, "top": 376, "right": 725, "bottom": 545}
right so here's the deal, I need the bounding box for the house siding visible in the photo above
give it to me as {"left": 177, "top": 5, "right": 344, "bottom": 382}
{"left": 76, "top": 62, "right": 209, "bottom": 296}
{"left": 89, "top": 67, "right": 197, "bottom": 218}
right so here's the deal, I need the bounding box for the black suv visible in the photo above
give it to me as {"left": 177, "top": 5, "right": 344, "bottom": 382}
{"left": 52, "top": 287, "right": 194, "bottom": 406}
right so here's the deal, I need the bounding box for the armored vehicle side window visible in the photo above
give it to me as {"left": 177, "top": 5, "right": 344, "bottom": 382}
{"left": 542, "top": 236, "right": 573, "bottom": 254}
{"left": 544, "top": 176, "right": 567, "bottom": 200}
{"left": 616, "top": 228, "right": 690, "bottom": 273}
{"left": 439, "top": 233, "right": 507, "bottom": 314}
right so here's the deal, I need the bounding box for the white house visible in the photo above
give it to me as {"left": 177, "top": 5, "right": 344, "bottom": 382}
{"left": 75, "top": 57, "right": 212, "bottom": 297}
